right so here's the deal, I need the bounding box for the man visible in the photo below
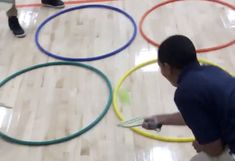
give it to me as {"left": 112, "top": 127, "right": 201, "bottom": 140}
{"left": 6, "top": 0, "right": 64, "bottom": 38}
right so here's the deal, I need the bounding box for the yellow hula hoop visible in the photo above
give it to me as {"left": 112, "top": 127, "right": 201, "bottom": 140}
{"left": 113, "top": 59, "right": 233, "bottom": 142}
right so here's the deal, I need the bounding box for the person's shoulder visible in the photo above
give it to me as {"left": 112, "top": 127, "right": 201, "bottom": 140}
{"left": 175, "top": 65, "right": 230, "bottom": 102}
{"left": 177, "top": 69, "right": 207, "bottom": 92}
{"left": 178, "top": 65, "right": 226, "bottom": 90}
{"left": 175, "top": 67, "right": 210, "bottom": 101}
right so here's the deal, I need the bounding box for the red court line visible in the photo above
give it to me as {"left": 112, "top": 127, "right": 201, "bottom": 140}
{"left": 17, "top": 0, "right": 117, "bottom": 8}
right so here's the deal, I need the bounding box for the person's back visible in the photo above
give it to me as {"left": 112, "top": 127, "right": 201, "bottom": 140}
{"left": 175, "top": 63, "right": 235, "bottom": 153}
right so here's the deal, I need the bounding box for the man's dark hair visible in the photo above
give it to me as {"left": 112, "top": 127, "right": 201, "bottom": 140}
{"left": 158, "top": 35, "right": 198, "bottom": 69}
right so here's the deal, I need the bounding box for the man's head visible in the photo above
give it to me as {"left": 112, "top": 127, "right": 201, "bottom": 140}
{"left": 158, "top": 35, "right": 198, "bottom": 86}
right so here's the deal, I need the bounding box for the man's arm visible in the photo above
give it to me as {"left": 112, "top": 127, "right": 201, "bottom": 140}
{"left": 157, "top": 112, "right": 186, "bottom": 125}
{"left": 142, "top": 112, "right": 186, "bottom": 130}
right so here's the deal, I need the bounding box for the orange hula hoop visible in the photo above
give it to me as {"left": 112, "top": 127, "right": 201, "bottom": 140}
{"left": 139, "top": 0, "right": 235, "bottom": 53}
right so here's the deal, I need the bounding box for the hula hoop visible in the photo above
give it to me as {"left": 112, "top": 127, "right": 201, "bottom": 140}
{"left": 35, "top": 4, "right": 137, "bottom": 61}
{"left": 139, "top": 0, "right": 235, "bottom": 53}
{"left": 113, "top": 59, "right": 232, "bottom": 142}
{"left": 0, "top": 62, "right": 112, "bottom": 146}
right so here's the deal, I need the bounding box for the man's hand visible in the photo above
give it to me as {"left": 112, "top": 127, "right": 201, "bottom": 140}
{"left": 192, "top": 139, "right": 224, "bottom": 157}
{"left": 142, "top": 115, "right": 160, "bottom": 130}
{"left": 192, "top": 140, "right": 203, "bottom": 153}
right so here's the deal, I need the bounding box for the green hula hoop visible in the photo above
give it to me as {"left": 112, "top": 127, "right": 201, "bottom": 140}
{"left": 113, "top": 58, "right": 233, "bottom": 142}
{"left": 0, "top": 61, "right": 112, "bottom": 146}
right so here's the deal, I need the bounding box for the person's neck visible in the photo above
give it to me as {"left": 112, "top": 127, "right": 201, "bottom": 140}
{"left": 171, "top": 69, "right": 182, "bottom": 87}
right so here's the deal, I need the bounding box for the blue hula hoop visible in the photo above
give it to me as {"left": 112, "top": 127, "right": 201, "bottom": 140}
{"left": 35, "top": 4, "right": 137, "bottom": 61}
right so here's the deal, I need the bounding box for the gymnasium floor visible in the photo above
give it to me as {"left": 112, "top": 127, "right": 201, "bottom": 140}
{"left": 0, "top": 0, "right": 235, "bottom": 161}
